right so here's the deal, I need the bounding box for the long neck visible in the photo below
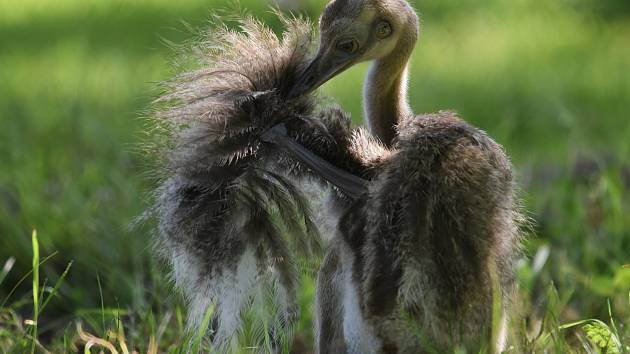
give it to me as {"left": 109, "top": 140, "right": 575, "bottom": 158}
{"left": 363, "top": 23, "right": 417, "bottom": 147}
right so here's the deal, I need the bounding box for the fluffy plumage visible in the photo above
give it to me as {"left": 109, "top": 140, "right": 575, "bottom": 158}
{"left": 148, "top": 13, "right": 384, "bottom": 349}
{"left": 146, "top": 9, "right": 524, "bottom": 353}
{"left": 149, "top": 15, "right": 336, "bottom": 348}
{"left": 318, "top": 111, "right": 524, "bottom": 353}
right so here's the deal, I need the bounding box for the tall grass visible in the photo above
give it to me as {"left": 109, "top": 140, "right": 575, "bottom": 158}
{"left": 0, "top": 0, "right": 629, "bottom": 352}
{"left": 1, "top": 235, "right": 627, "bottom": 351}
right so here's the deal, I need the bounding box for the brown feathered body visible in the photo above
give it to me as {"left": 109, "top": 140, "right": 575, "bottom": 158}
{"left": 148, "top": 14, "right": 523, "bottom": 353}
{"left": 316, "top": 112, "right": 522, "bottom": 353}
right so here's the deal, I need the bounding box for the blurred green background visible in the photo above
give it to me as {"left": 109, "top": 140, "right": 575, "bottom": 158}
{"left": 1, "top": 0, "right": 629, "bottom": 351}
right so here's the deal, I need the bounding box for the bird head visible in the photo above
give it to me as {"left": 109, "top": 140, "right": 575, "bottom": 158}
{"left": 289, "top": 0, "right": 419, "bottom": 97}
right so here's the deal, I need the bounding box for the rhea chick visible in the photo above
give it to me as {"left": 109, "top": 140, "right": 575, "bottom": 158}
{"left": 291, "top": 0, "right": 524, "bottom": 352}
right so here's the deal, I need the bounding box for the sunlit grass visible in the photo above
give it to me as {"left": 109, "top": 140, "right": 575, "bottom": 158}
{"left": 0, "top": 0, "right": 629, "bottom": 352}
{"left": 1, "top": 230, "right": 627, "bottom": 352}
{"left": 30, "top": 230, "right": 39, "bottom": 354}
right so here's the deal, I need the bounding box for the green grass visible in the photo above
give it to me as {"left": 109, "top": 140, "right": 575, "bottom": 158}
{"left": 30, "top": 230, "right": 39, "bottom": 354}
{"left": 1, "top": 0, "right": 629, "bottom": 352}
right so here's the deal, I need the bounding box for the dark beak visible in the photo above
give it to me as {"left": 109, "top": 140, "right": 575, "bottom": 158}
{"left": 288, "top": 52, "right": 352, "bottom": 99}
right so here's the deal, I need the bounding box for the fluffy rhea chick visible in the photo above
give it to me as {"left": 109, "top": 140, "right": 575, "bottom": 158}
{"left": 288, "top": 0, "right": 525, "bottom": 352}
{"left": 148, "top": 15, "right": 370, "bottom": 350}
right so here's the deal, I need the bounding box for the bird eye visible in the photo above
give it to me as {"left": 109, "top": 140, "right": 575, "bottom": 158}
{"left": 375, "top": 21, "right": 392, "bottom": 39}
{"left": 335, "top": 38, "right": 359, "bottom": 54}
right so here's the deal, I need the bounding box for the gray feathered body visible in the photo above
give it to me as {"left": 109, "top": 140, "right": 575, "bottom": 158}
{"left": 148, "top": 15, "right": 523, "bottom": 353}
{"left": 150, "top": 17, "right": 330, "bottom": 349}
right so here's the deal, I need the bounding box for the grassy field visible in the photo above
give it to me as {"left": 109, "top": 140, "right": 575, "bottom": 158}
{"left": 1, "top": 0, "right": 629, "bottom": 352}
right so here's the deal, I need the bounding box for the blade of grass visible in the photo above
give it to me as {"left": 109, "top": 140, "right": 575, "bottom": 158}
{"left": 38, "top": 278, "right": 47, "bottom": 309}
{"left": 155, "top": 309, "right": 173, "bottom": 346}
{"left": 39, "top": 261, "right": 73, "bottom": 313}
{"left": 490, "top": 261, "right": 504, "bottom": 352}
{"left": 116, "top": 317, "right": 130, "bottom": 354}
{"left": 191, "top": 304, "right": 215, "bottom": 354}
{"left": 114, "top": 297, "right": 129, "bottom": 354}
{"left": 97, "top": 272, "right": 105, "bottom": 332}
{"left": 75, "top": 308, "right": 129, "bottom": 317}
{"left": 263, "top": 318, "right": 272, "bottom": 353}
{"left": 31, "top": 229, "right": 39, "bottom": 354}
{"left": 147, "top": 335, "right": 157, "bottom": 354}
{"left": 607, "top": 299, "right": 621, "bottom": 350}
{"left": 0, "top": 251, "right": 58, "bottom": 308}
{"left": 0, "top": 257, "right": 16, "bottom": 288}
{"left": 77, "top": 322, "right": 118, "bottom": 354}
